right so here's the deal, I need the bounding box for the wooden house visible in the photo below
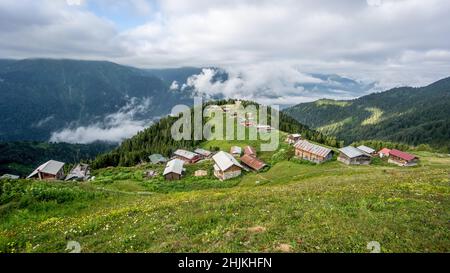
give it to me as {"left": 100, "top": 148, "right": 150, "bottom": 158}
{"left": 0, "top": 174, "right": 19, "bottom": 180}
{"left": 194, "top": 148, "right": 212, "bottom": 159}
{"left": 163, "top": 159, "right": 185, "bottom": 180}
{"left": 256, "top": 125, "right": 273, "bottom": 132}
{"left": 286, "top": 134, "right": 302, "bottom": 144}
{"left": 338, "top": 146, "right": 371, "bottom": 165}
{"left": 243, "top": 146, "right": 257, "bottom": 157}
{"left": 212, "top": 151, "right": 244, "bottom": 181}
{"left": 149, "top": 154, "right": 168, "bottom": 164}
{"left": 378, "top": 148, "right": 391, "bottom": 158}
{"left": 388, "top": 149, "right": 419, "bottom": 166}
{"left": 173, "top": 149, "right": 201, "bottom": 164}
{"left": 65, "top": 163, "right": 91, "bottom": 181}
{"left": 357, "top": 145, "right": 377, "bottom": 157}
{"left": 240, "top": 154, "right": 267, "bottom": 172}
{"left": 27, "top": 160, "right": 65, "bottom": 180}
{"left": 230, "top": 146, "right": 242, "bottom": 157}
{"left": 293, "top": 140, "right": 333, "bottom": 163}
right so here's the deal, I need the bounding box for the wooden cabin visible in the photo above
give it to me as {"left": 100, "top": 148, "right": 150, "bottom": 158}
{"left": 230, "top": 146, "right": 242, "bottom": 157}
{"left": 65, "top": 163, "right": 91, "bottom": 181}
{"left": 388, "top": 149, "right": 419, "bottom": 166}
{"left": 27, "top": 160, "right": 65, "bottom": 180}
{"left": 243, "top": 146, "right": 257, "bottom": 157}
{"left": 194, "top": 148, "right": 212, "bottom": 159}
{"left": 173, "top": 149, "right": 201, "bottom": 164}
{"left": 338, "top": 146, "right": 371, "bottom": 165}
{"left": 213, "top": 151, "right": 244, "bottom": 181}
{"left": 286, "top": 134, "right": 302, "bottom": 145}
{"left": 163, "top": 159, "right": 185, "bottom": 180}
{"left": 149, "top": 154, "right": 168, "bottom": 164}
{"left": 378, "top": 148, "right": 391, "bottom": 158}
{"left": 240, "top": 154, "right": 267, "bottom": 172}
{"left": 293, "top": 140, "right": 333, "bottom": 164}
{"left": 357, "top": 145, "right": 377, "bottom": 157}
{"left": 0, "top": 174, "right": 20, "bottom": 180}
{"left": 256, "top": 125, "right": 273, "bottom": 132}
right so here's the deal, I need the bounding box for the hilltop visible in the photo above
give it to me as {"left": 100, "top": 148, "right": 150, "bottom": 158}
{"left": 283, "top": 77, "right": 450, "bottom": 152}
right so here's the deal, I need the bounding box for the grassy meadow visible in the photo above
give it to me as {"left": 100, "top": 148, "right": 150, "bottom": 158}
{"left": 0, "top": 143, "right": 448, "bottom": 253}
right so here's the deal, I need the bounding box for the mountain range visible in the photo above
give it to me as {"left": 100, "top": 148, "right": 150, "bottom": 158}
{"left": 284, "top": 77, "right": 450, "bottom": 152}
{"left": 0, "top": 59, "right": 374, "bottom": 143}
{"left": 0, "top": 59, "right": 198, "bottom": 142}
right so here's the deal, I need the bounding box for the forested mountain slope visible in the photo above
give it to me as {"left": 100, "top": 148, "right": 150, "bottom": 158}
{"left": 92, "top": 100, "right": 340, "bottom": 168}
{"left": 284, "top": 77, "right": 450, "bottom": 151}
{"left": 0, "top": 59, "right": 194, "bottom": 141}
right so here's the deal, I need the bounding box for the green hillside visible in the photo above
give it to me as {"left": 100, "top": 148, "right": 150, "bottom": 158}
{"left": 0, "top": 142, "right": 115, "bottom": 177}
{"left": 0, "top": 149, "right": 448, "bottom": 253}
{"left": 283, "top": 77, "right": 450, "bottom": 152}
{"left": 0, "top": 59, "right": 195, "bottom": 141}
{"left": 92, "top": 100, "right": 340, "bottom": 169}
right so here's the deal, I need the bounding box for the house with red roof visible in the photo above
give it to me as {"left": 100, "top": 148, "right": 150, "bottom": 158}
{"left": 378, "top": 148, "right": 391, "bottom": 158}
{"left": 388, "top": 149, "right": 419, "bottom": 166}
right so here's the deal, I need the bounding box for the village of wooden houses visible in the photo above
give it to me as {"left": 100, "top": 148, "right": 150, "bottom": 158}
{"left": 1, "top": 101, "right": 420, "bottom": 183}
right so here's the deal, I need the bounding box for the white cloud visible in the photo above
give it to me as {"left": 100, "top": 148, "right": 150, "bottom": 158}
{"left": 183, "top": 64, "right": 376, "bottom": 105}
{"left": 50, "top": 97, "right": 154, "bottom": 143}
{"left": 169, "top": 80, "right": 179, "bottom": 90}
{"left": 1, "top": 0, "right": 450, "bottom": 96}
{"left": 66, "top": 0, "right": 83, "bottom": 6}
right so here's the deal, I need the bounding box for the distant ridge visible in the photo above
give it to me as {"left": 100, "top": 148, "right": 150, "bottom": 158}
{"left": 284, "top": 77, "right": 450, "bottom": 152}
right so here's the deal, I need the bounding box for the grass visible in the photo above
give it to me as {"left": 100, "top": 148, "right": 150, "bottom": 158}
{"left": 0, "top": 149, "right": 449, "bottom": 253}
{"left": 361, "top": 107, "right": 384, "bottom": 126}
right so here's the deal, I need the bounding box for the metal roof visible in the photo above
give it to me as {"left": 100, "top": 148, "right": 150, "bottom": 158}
{"left": 194, "top": 148, "right": 212, "bottom": 157}
{"left": 339, "top": 146, "right": 365, "bottom": 158}
{"left": 230, "top": 146, "right": 242, "bottom": 154}
{"left": 163, "top": 159, "right": 185, "bottom": 176}
{"left": 294, "top": 140, "right": 333, "bottom": 158}
{"left": 27, "top": 160, "right": 65, "bottom": 179}
{"left": 357, "top": 145, "right": 376, "bottom": 154}
{"left": 65, "top": 164, "right": 90, "bottom": 181}
{"left": 0, "top": 174, "right": 19, "bottom": 180}
{"left": 212, "top": 151, "right": 244, "bottom": 171}
{"left": 244, "top": 146, "right": 256, "bottom": 156}
{"left": 378, "top": 148, "right": 391, "bottom": 154}
{"left": 240, "top": 154, "right": 266, "bottom": 171}
{"left": 149, "top": 154, "right": 168, "bottom": 164}
{"left": 174, "top": 149, "right": 198, "bottom": 160}
{"left": 288, "top": 134, "right": 301, "bottom": 138}
{"left": 389, "top": 149, "right": 418, "bottom": 161}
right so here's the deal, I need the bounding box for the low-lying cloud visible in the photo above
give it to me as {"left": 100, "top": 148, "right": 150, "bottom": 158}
{"left": 182, "top": 64, "right": 377, "bottom": 105}
{"left": 50, "top": 97, "right": 154, "bottom": 144}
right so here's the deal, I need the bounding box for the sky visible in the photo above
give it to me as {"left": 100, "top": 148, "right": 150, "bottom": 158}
{"left": 1, "top": 0, "right": 450, "bottom": 100}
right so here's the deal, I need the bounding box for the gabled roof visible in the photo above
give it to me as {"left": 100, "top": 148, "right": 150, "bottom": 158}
{"left": 389, "top": 149, "right": 418, "bottom": 161}
{"left": 244, "top": 146, "right": 257, "bottom": 156}
{"left": 339, "top": 146, "right": 366, "bottom": 158}
{"left": 240, "top": 154, "right": 266, "bottom": 171}
{"left": 357, "top": 145, "right": 376, "bottom": 154}
{"left": 212, "top": 151, "right": 244, "bottom": 171}
{"left": 174, "top": 149, "right": 198, "bottom": 160}
{"left": 194, "top": 148, "right": 212, "bottom": 157}
{"left": 27, "top": 160, "right": 65, "bottom": 179}
{"left": 230, "top": 146, "right": 242, "bottom": 154}
{"left": 0, "top": 174, "right": 19, "bottom": 180}
{"left": 149, "top": 154, "right": 168, "bottom": 164}
{"left": 163, "top": 159, "right": 185, "bottom": 176}
{"left": 288, "top": 134, "right": 301, "bottom": 138}
{"left": 379, "top": 148, "right": 391, "bottom": 154}
{"left": 65, "top": 164, "right": 90, "bottom": 181}
{"left": 294, "top": 140, "right": 333, "bottom": 158}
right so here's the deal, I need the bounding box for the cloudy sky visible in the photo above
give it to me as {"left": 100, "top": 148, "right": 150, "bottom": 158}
{"left": 1, "top": 0, "right": 450, "bottom": 95}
